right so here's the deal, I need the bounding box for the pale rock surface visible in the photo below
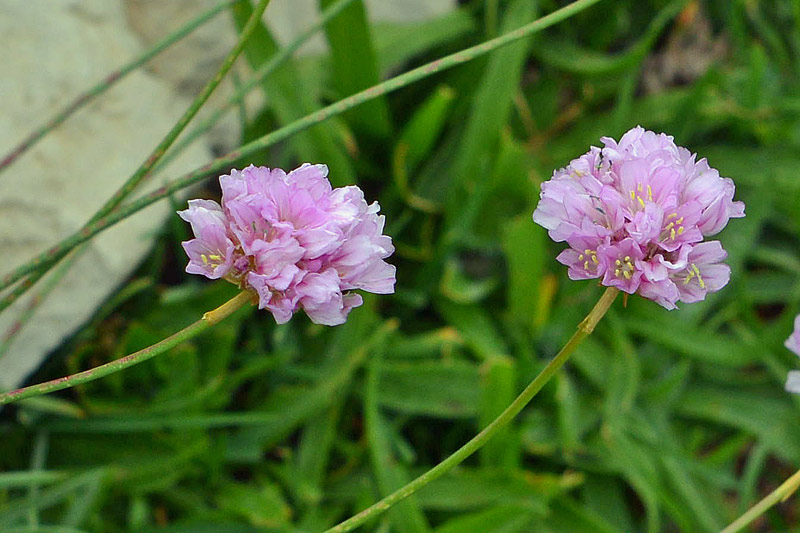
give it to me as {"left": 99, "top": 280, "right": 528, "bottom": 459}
{"left": 0, "top": 1, "right": 211, "bottom": 390}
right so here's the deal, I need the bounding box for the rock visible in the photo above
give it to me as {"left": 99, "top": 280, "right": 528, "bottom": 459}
{"left": 0, "top": 0, "right": 211, "bottom": 391}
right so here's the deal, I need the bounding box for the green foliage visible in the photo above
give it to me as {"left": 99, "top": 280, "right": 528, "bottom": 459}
{"left": 3, "top": 0, "right": 800, "bottom": 531}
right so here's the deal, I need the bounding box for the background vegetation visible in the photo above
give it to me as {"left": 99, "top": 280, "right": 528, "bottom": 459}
{"left": 2, "top": 0, "right": 800, "bottom": 531}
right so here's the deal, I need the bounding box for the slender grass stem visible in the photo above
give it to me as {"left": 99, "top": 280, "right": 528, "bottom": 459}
{"left": 0, "top": 0, "right": 271, "bottom": 315}
{"left": 0, "top": 0, "right": 236, "bottom": 174}
{"left": 0, "top": 0, "right": 603, "bottom": 310}
{"left": 0, "top": 291, "right": 254, "bottom": 406}
{"left": 154, "top": 0, "right": 359, "bottom": 174}
{"left": 325, "top": 287, "right": 619, "bottom": 532}
{"left": 721, "top": 468, "right": 800, "bottom": 533}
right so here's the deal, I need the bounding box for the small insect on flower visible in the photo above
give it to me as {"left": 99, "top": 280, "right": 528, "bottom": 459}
{"left": 532, "top": 126, "right": 745, "bottom": 309}
{"left": 785, "top": 315, "right": 800, "bottom": 393}
{"left": 179, "top": 164, "right": 396, "bottom": 325}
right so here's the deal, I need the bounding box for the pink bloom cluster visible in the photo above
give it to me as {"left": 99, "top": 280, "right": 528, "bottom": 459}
{"left": 785, "top": 315, "right": 800, "bottom": 393}
{"left": 533, "top": 126, "right": 745, "bottom": 309}
{"left": 179, "top": 164, "right": 396, "bottom": 325}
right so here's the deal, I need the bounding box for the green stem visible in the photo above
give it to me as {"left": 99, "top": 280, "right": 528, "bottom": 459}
{"left": 0, "top": 0, "right": 236, "bottom": 174}
{"left": 0, "top": 0, "right": 271, "bottom": 315}
{"left": 0, "top": 0, "right": 603, "bottom": 307}
{"left": 154, "top": 0, "right": 359, "bottom": 174}
{"left": 721, "top": 468, "right": 800, "bottom": 533}
{"left": 325, "top": 287, "right": 619, "bottom": 533}
{"left": 0, "top": 291, "right": 254, "bottom": 406}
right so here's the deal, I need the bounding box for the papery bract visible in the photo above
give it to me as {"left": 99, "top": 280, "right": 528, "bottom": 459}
{"left": 179, "top": 164, "right": 396, "bottom": 325}
{"left": 533, "top": 126, "right": 744, "bottom": 309}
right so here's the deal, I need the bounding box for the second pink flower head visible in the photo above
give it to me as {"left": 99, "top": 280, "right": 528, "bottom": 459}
{"left": 533, "top": 126, "right": 745, "bottom": 309}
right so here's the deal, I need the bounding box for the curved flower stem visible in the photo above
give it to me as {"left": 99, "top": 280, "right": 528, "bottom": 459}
{"left": 0, "top": 291, "right": 254, "bottom": 406}
{"left": 325, "top": 287, "right": 619, "bottom": 533}
{"left": 721, "top": 468, "right": 800, "bottom": 533}
{"left": 0, "top": 0, "right": 236, "bottom": 174}
{"left": 0, "top": 0, "right": 272, "bottom": 316}
{"left": 0, "top": 0, "right": 604, "bottom": 304}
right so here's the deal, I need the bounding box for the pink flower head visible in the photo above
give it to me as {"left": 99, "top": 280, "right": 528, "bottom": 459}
{"left": 785, "top": 315, "right": 800, "bottom": 393}
{"left": 533, "top": 126, "right": 745, "bottom": 309}
{"left": 179, "top": 164, "right": 396, "bottom": 325}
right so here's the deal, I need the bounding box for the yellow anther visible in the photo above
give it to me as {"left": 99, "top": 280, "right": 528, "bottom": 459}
{"left": 676, "top": 217, "right": 684, "bottom": 224}
{"left": 677, "top": 226, "right": 684, "bottom": 235}
{"left": 201, "top": 254, "right": 209, "bottom": 265}
{"left": 630, "top": 190, "right": 636, "bottom": 200}
{"left": 615, "top": 259, "right": 622, "bottom": 266}
{"left": 591, "top": 255, "right": 599, "bottom": 264}
{"left": 691, "top": 264, "right": 706, "bottom": 289}
{"left": 585, "top": 249, "right": 592, "bottom": 255}
{"left": 209, "top": 254, "right": 222, "bottom": 261}
{"left": 578, "top": 254, "right": 585, "bottom": 261}
{"left": 584, "top": 261, "right": 590, "bottom": 270}
{"left": 670, "top": 228, "right": 676, "bottom": 240}
{"left": 647, "top": 184, "right": 653, "bottom": 200}
{"left": 664, "top": 222, "right": 674, "bottom": 231}
{"left": 624, "top": 256, "right": 630, "bottom": 262}
{"left": 622, "top": 270, "right": 632, "bottom": 279}
{"left": 637, "top": 183, "right": 643, "bottom": 192}
{"left": 615, "top": 268, "right": 621, "bottom": 277}
{"left": 683, "top": 271, "right": 694, "bottom": 284}
{"left": 667, "top": 213, "right": 678, "bottom": 219}
{"left": 638, "top": 197, "right": 646, "bottom": 208}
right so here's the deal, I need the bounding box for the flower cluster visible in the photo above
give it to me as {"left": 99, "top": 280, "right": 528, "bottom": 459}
{"left": 785, "top": 315, "right": 800, "bottom": 393}
{"left": 179, "top": 164, "right": 396, "bottom": 325}
{"left": 533, "top": 126, "right": 745, "bottom": 309}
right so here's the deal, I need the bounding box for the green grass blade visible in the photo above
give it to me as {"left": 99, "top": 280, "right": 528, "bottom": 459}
{"left": 443, "top": 0, "right": 536, "bottom": 239}
{"left": 478, "top": 356, "right": 518, "bottom": 467}
{"left": 320, "top": 0, "right": 392, "bottom": 138}
{"left": 531, "top": 0, "right": 688, "bottom": 75}
{"left": 231, "top": 0, "right": 355, "bottom": 186}
{"left": 364, "top": 350, "right": 430, "bottom": 532}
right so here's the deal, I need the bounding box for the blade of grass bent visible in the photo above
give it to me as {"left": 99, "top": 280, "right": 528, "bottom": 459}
{"left": 0, "top": 0, "right": 604, "bottom": 305}
{"left": 320, "top": 0, "right": 392, "bottom": 138}
{"left": 154, "top": 0, "right": 359, "bottom": 174}
{"left": 231, "top": 0, "right": 355, "bottom": 186}
{"left": 0, "top": 0, "right": 236, "bottom": 174}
